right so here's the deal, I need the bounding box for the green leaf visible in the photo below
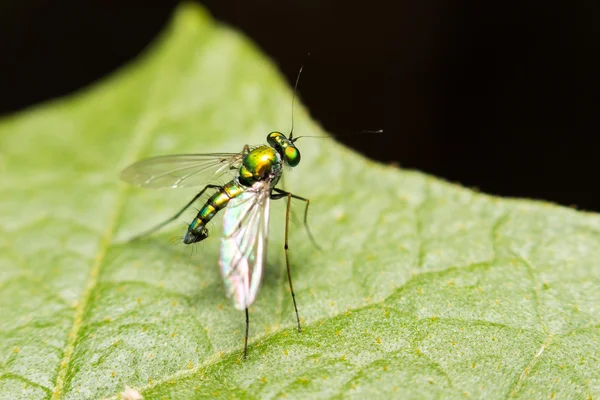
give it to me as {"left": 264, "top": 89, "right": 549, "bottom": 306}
{"left": 1, "top": 3, "right": 599, "bottom": 399}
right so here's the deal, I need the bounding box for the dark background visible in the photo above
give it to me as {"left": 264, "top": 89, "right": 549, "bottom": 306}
{"left": 1, "top": 1, "right": 595, "bottom": 209}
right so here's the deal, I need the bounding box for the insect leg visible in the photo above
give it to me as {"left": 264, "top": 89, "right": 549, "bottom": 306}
{"left": 129, "top": 184, "right": 221, "bottom": 241}
{"left": 272, "top": 188, "right": 321, "bottom": 251}
{"left": 243, "top": 307, "right": 249, "bottom": 359}
{"left": 269, "top": 190, "right": 302, "bottom": 332}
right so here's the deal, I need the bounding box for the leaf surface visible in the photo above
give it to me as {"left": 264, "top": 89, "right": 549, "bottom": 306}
{"left": 0, "top": 4, "right": 599, "bottom": 399}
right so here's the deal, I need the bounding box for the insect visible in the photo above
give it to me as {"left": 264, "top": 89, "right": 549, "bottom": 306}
{"left": 120, "top": 71, "right": 316, "bottom": 359}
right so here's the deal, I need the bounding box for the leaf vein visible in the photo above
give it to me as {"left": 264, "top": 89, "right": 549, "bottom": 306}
{"left": 506, "top": 334, "right": 552, "bottom": 398}
{"left": 50, "top": 99, "right": 164, "bottom": 400}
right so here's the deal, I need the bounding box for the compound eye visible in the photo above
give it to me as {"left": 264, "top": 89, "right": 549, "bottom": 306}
{"left": 267, "top": 131, "right": 283, "bottom": 147}
{"left": 285, "top": 146, "right": 301, "bottom": 167}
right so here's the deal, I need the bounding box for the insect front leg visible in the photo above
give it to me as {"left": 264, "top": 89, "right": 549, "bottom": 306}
{"left": 272, "top": 188, "right": 320, "bottom": 251}
{"left": 271, "top": 188, "right": 320, "bottom": 333}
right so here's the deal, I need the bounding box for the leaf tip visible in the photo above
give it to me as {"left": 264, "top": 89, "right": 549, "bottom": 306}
{"left": 171, "top": 1, "right": 213, "bottom": 33}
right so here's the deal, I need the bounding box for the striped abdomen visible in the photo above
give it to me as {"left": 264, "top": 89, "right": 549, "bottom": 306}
{"left": 184, "top": 180, "right": 245, "bottom": 244}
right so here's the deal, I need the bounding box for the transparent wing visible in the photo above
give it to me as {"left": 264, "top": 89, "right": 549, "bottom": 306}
{"left": 120, "top": 152, "right": 246, "bottom": 189}
{"left": 219, "top": 180, "right": 271, "bottom": 310}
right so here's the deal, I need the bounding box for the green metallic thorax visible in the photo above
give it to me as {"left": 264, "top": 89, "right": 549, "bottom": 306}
{"left": 238, "top": 145, "right": 281, "bottom": 187}
{"left": 188, "top": 146, "right": 282, "bottom": 237}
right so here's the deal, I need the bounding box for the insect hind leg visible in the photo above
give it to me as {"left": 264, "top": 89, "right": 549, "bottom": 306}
{"left": 243, "top": 307, "right": 249, "bottom": 359}
{"left": 128, "top": 184, "right": 221, "bottom": 242}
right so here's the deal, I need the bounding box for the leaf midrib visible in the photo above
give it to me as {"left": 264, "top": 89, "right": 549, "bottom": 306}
{"left": 50, "top": 117, "right": 163, "bottom": 399}
{"left": 49, "top": 23, "right": 190, "bottom": 398}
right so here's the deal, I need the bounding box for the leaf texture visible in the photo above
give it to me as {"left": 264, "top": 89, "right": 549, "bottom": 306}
{"left": 0, "top": 4, "right": 599, "bottom": 399}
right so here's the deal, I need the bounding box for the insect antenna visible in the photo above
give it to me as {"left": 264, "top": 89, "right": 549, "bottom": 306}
{"left": 286, "top": 57, "right": 382, "bottom": 144}
{"left": 291, "top": 129, "right": 384, "bottom": 143}
{"left": 289, "top": 60, "right": 307, "bottom": 141}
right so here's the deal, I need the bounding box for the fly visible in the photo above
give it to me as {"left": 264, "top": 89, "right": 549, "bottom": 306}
{"left": 120, "top": 68, "right": 317, "bottom": 359}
